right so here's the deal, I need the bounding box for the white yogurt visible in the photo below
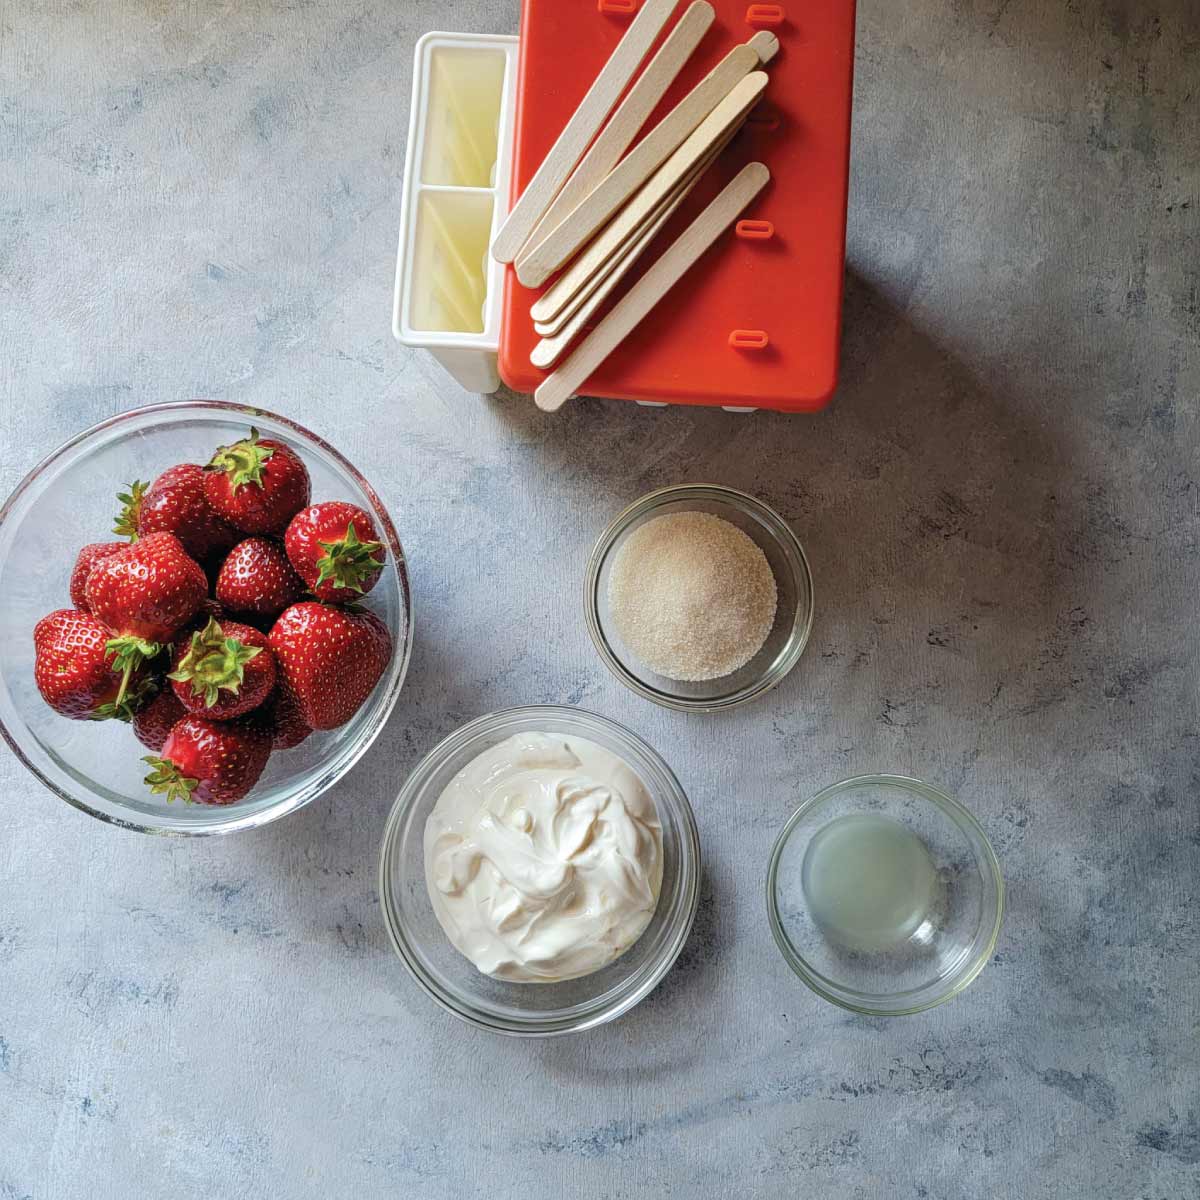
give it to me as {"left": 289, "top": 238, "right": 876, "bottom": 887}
{"left": 424, "top": 732, "right": 663, "bottom": 983}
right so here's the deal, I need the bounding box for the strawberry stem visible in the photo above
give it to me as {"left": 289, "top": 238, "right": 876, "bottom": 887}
{"left": 114, "top": 660, "right": 134, "bottom": 710}
{"left": 94, "top": 675, "right": 156, "bottom": 723}
{"left": 142, "top": 756, "right": 199, "bottom": 805}
{"left": 314, "top": 522, "right": 384, "bottom": 593}
{"left": 206, "top": 427, "right": 274, "bottom": 493}
{"left": 112, "top": 480, "right": 148, "bottom": 541}
{"left": 166, "top": 617, "right": 261, "bottom": 708}
{"left": 104, "top": 634, "right": 161, "bottom": 715}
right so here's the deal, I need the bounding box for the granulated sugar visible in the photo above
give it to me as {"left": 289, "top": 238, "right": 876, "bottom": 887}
{"left": 607, "top": 511, "right": 778, "bottom": 682}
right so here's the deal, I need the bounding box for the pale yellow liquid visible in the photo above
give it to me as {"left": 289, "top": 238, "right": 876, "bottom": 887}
{"left": 801, "top": 814, "right": 938, "bottom": 952}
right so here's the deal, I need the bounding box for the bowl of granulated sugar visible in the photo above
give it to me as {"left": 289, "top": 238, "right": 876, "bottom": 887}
{"left": 585, "top": 485, "right": 814, "bottom": 712}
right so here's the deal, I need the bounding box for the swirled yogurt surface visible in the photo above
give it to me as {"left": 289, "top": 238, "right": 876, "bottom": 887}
{"left": 424, "top": 731, "right": 664, "bottom": 983}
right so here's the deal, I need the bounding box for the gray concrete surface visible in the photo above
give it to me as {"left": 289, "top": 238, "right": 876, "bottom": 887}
{"left": 2, "top": 1, "right": 1198, "bottom": 1196}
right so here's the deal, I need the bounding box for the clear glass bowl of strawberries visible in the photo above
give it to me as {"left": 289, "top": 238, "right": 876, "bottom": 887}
{"left": 0, "top": 401, "right": 412, "bottom": 834}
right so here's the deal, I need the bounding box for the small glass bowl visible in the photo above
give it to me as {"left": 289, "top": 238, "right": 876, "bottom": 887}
{"left": 379, "top": 706, "right": 701, "bottom": 1036}
{"left": 0, "top": 401, "right": 413, "bottom": 835}
{"left": 767, "top": 775, "right": 1003, "bottom": 1016}
{"left": 585, "top": 484, "right": 814, "bottom": 712}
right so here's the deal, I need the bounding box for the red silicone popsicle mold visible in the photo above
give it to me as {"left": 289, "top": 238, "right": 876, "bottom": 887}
{"left": 499, "top": 0, "right": 856, "bottom": 412}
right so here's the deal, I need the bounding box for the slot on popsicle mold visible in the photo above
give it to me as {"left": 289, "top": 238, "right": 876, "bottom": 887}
{"left": 729, "top": 328, "right": 770, "bottom": 350}
{"left": 394, "top": 32, "right": 518, "bottom": 394}
{"left": 746, "top": 3, "right": 786, "bottom": 28}
{"left": 745, "top": 103, "right": 781, "bottom": 132}
{"left": 736, "top": 218, "right": 775, "bottom": 240}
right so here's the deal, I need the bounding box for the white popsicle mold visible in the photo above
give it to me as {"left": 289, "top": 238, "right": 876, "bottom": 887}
{"left": 393, "top": 32, "right": 518, "bottom": 394}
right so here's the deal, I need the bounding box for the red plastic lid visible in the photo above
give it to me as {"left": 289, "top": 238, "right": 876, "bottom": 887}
{"left": 499, "top": 0, "right": 856, "bottom": 412}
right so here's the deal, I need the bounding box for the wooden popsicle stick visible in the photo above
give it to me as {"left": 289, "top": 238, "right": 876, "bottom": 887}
{"left": 532, "top": 160, "right": 697, "bottom": 344}
{"left": 520, "top": 1, "right": 716, "bottom": 263}
{"left": 530, "top": 118, "right": 737, "bottom": 345}
{"left": 530, "top": 72, "right": 767, "bottom": 321}
{"left": 530, "top": 32, "right": 778, "bottom": 334}
{"left": 534, "top": 162, "right": 770, "bottom": 413}
{"left": 530, "top": 77, "right": 763, "bottom": 325}
{"left": 745, "top": 29, "right": 781, "bottom": 62}
{"left": 531, "top": 192, "right": 678, "bottom": 366}
{"left": 532, "top": 110, "right": 742, "bottom": 335}
{"left": 532, "top": 146, "right": 712, "bottom": 338}
{"left": 515, "top": 33, "right": 778, "bottom": 288}
{"left": 490, "top": 0, "right": 677, "bottom": 265}
{"left": 531, "top": 116, "right": 739, "bottom": 351}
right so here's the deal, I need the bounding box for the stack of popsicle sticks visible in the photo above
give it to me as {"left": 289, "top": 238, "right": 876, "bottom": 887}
{"left": 529, "top": 96, "right": 746, "bottom": 336}
{"left": 519, "top": 0, "right": 717, "bottom": 262}
{"left": 528, "top": 121, "right": 743, "bottom": 370}
{"left": 535, "top": 164, "right": 771, "bottom": 412}
{"left": 488, "top": 0, "right": 779, "bottom": 411}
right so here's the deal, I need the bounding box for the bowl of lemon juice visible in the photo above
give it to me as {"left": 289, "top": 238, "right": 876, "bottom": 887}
{"left": 767, "top": 775, "right": 1003, "bottom": 1016}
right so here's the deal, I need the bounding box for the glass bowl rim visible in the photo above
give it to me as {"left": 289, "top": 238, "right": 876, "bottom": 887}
{"left": 378, "top": 704, "right": 702, "bottom": 1037}
{"left": 765, "top": 773, "right": 1004, "bottom": 1016}
{"left": 0, "top": 399, "right": 414, "bottom": 836}
{"left": 584, "top": 483, "right": 815, "bottom": 713}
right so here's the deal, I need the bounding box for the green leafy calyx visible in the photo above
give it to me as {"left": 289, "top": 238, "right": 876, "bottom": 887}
{"left": 112, "top": 480, "right": 148, "bottom": 541}
{"left": 166, "top": 617, "right": 262, "bottom": 707}
{"left": 103, "top": 634, "right": 162, "bottom": 714}
{"left": 143, "top": 756, "right": 199, "bottom": 805}
{"left": 206, "top": 427, "right": 274, "bottom": 493}
{"left": 93, "top": 674, "right": 157, "bottom": 724}
{"left": 314, "top": 522, "right": 384, "bottom": 593}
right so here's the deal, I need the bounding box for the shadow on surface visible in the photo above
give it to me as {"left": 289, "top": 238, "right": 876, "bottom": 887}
{"left": 489, "top": 265, "right": 1084, "bottom": 718}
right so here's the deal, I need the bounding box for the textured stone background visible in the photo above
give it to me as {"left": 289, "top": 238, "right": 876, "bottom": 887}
{"left": 1, "top": 1, "right": 1198, "bottom": 1196}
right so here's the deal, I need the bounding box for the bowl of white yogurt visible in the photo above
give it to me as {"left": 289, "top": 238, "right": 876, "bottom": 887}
{"left": 379, "top": 706, "right": 701, "bottom": 1035}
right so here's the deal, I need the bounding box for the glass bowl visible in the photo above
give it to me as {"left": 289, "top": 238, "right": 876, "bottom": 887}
{"left": 767, "top": 775, "right": 1003, "bottom": 1016}
{"left": 0, "top": 401, "right": 413, "bottom": 835}
{"left": 379, "top": 706, "right": 701, "bottom": 1036}
{"left": 585, "top": 484, "right": 814, "bottom": 712}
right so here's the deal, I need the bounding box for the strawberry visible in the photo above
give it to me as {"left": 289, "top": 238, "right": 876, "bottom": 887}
{"left": 203, "top": 428, "right": 310, "bottom": 535}
{"left": 119, "top": 463, "right": 240, "bottom": 562}
{"left": 256, "top": 686, "right": 312, "bottom": 750}
{"left": 167, "top": 616, "right": 276, "bottom": 720}
{"left": 132, "top": 687, "right": 187, "bottom": 752}
{"left": 170, "top": 597, "right": 230, "bottom": 643}
{"left": 85, "top": 532, "right": 207, "bottom": 654}
{"left": 215, "top": 537, "right": 305, "bottom": 619}
{"left": 33, "top": 609, "right": 153, "bottom": 721}
{"left": 193, "top": 596, "right": 227, "bottom": 627}
{"left": 284, "top": 502, "right": 386, "bottom": 602}
{"left": 69, "top": 542, "right": 124, "bottom": 610}
{"left": 268, "top": 602, "right": 392, "bottom": 730}
{"left": 143, "top": 714, "right": 271, "bottom": 805}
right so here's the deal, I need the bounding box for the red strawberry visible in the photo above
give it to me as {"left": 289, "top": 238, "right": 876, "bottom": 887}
{"left": 193, "top": 596, "right": 227, "bottom": 626}
{"left": 268, "top": 602, "right": 392, "bottom": 730}
{"left": 132, "top": 687, "right": 187, "bottom": 752}
{"left": 69, "top": 542, "right": 124, "bottom": 610}
{"left": 33, "top": 609, "right": 152, "bottom": 721}
{"left": 143, "top": 714, "right": 271, "bottom": 805}
{"left": 257, "top": 686, "right": 312, "bottom": 750}
{"left": 284, "top": 502, "right": 386, "bottom": 602}
{"left": 167, "top": 616, "right": 276, "bottom": 720}
{"left": 171, "top": 597, "right": 230, "bottom": 643}
{"left": 215, "top": 537, "right": 305, "bottom": 619}
{"left": 203, "top": 428, "right": 310, "bottom": 535}
{"left": 120, "top": 464, "right": 240, "bottom": 562}
{"left": 84, "top": 532, "right": 207, "bottom": 653}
